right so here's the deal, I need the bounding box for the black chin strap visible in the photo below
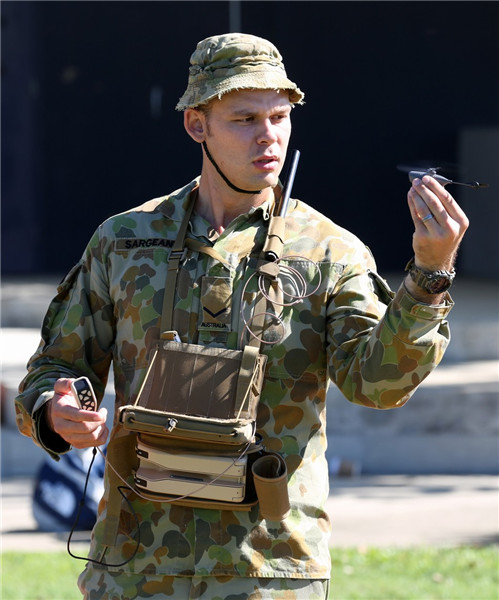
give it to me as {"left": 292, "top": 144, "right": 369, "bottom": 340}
{"left": 202, "top": 141, "right": 262, "bottom": 195}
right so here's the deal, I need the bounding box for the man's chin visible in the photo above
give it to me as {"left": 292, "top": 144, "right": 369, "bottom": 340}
{"left": 254, "top": 173, "right": 280, "bottom": 190}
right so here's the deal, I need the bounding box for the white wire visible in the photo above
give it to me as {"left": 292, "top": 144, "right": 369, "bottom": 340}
{"left": 240, "top": 254, "right": 322, "bottom": 345}
{"left": 96, "top": 422, "right": 258, "bottom": 505}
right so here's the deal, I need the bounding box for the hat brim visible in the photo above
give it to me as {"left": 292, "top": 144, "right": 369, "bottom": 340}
{"left": 176, "top": 71, "right": 304, "bottom": 110}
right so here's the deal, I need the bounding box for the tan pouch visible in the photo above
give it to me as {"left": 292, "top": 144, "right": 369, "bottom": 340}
{"left": 131, "top": 432, "right": 264, "bottom": 511}
{"left": 252, "top": 453, "right": 290, "bottom": 521}
{"left": 119, "top": 340, "right": 266, "bottom": 445}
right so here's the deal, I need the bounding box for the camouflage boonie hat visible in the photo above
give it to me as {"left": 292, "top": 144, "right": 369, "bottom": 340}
{"left": 176, "top": 33, "right": 304, "bottom": 110}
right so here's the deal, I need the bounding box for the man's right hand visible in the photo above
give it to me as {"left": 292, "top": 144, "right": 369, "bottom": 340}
{"left": 46, "top": 378, "right": 109, "bottom": 449}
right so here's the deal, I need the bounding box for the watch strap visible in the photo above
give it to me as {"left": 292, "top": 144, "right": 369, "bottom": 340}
{"left": 405, "top": 257, "right": 455, "bottom": 294}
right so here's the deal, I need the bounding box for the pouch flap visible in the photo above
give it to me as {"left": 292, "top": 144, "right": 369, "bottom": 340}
{"left": 137, "top": 341, "right": 248, "bottom": 420}
{"left": 119, "top": 405, "right": 255, "bottom": 445}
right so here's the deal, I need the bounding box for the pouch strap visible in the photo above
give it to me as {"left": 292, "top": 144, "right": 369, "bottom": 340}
{"left": 101, "top": 434, "right": 137, "bottom": 547}
{"left": 160, "top": 192, "right": 197, "bottom": 335}
{"left": 184, "top": 238, "right": 231, "bottom": 269}
{"left": 234, "top": 345, "right": 261, "bottom": 418}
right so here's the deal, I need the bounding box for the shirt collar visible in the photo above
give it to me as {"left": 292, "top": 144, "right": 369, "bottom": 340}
{"left": 160, "top": 179, "right": 277, "bottom": 240}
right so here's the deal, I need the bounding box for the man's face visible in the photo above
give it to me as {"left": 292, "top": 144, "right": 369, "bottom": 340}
{"left": 201, "top": 89, "right": 293, "bottom": 192}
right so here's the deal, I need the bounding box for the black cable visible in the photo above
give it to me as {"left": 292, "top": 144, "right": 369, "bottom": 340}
{"left": 67, "top": 448, "right": 141, "bottom": 568}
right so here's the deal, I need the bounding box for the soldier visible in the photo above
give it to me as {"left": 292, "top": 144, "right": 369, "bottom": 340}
{"left": 15, "top": 33, "right": 468, "bottom": 599}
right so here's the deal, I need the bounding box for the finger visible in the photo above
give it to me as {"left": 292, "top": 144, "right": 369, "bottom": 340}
{"left": 422, "top": 175, "right": 470, "bottom": 226}
{"left": 414, "top": 177, "right": 470, "bottom": 243}
{"left": 408, "top": 186, "right": 438, "bottom": 231}
{"left": 53, "top": 378, "right": 73, "bottom": 394}
{"left": 407, "top": 191, "right": 426, "bottom": 230}
{"left": 53, "top": 378, "right": 103, "bottom": 419}
{"left": 50, "top": 401, "right": 107, "bottom": 449}
{"left": 53, "top": 379, "right": 82, "bottom": 411}
{"left": 93, "top": 424, "right": 109, "bottom": 447}
{"left": 410, "top": 179, "right": 448, "bottom": 226}
{"left": 69, "top": 424, "right": 109, "bottom": 449}
{"left": 53, "top": 397, "right": 104, "bottom": 422}
{"left": 52, "top": 413, "right": 109, "bottom": 449}
{"left": 53, "top": 411, "right": 106, "bottom": 435}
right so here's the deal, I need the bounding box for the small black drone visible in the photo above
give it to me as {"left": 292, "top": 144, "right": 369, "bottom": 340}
{"left": 398, "top": 165, "right": 489, "bottom": 190}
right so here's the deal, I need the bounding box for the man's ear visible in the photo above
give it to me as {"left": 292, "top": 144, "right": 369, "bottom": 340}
{"left": 184, "top": 109, "right": 206, "bottom": 143}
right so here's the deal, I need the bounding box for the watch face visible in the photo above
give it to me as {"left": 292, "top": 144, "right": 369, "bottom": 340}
{"left": 426, "top": 276, "right": 451, "bottom": 294}
{"left": 409, "top": 267, "right": 453, "bottom": 294}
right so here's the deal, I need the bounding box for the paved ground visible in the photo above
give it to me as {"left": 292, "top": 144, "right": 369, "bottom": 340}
{"left": 1, "top": 474, "right": 498, "bottom": 552}
{"left": 326, "top": 474, "right": 499, "bottom": 548}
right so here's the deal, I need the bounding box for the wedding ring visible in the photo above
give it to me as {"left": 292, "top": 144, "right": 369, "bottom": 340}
{"left": 421, "top": 214, "right": 433, "bottom": 222}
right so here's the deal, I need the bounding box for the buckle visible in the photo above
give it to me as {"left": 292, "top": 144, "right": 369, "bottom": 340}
{"left": 165, "top": 418, "right": 178, "bottom": 433}
{"left": 168, "top": 248, "right": 187, "bottom": 269}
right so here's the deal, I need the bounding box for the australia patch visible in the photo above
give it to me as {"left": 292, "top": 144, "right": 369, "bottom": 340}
{"left": 199, "top": 276, "right": 232, "bottom": 332}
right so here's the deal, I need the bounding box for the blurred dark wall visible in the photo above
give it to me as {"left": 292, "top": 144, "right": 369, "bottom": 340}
{"left": 2, "top": 1, "right": 498, "bottom": 276}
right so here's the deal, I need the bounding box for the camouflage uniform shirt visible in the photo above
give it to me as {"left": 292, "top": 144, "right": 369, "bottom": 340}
{"left": 16, "top": 178, "right": 453, "bottom": 580}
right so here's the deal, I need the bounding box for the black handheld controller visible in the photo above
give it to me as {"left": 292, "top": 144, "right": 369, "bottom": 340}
{"left": 70, "top": 377, "right": 98, "bottom": 412}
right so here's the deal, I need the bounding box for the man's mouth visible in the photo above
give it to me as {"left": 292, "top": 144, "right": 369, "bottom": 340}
{"left": 253, "top": 155, "right": 279, "bottom": 170}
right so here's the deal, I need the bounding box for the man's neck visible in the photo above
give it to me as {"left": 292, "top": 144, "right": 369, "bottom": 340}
{"left": 196, "top": 173, "right": 274, "bottom": 234}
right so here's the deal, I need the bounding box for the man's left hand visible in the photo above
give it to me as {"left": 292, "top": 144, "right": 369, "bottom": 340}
{"left": 407, "top": 175, "right": 469, "bottom": 272}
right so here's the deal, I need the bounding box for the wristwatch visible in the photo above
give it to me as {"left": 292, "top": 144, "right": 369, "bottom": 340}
{"left": 405, "top": 258, "right": 456, "bottom": 294}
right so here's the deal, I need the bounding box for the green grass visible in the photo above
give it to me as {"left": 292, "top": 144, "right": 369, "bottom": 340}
{"left": 1, "top": 547, "right": 498, "bottom": 600}
{"left": 1, "top": 552, "right": 84, "bottom": 600}
{"left": 329, "top": 546, "right": 499, "bottom": 600}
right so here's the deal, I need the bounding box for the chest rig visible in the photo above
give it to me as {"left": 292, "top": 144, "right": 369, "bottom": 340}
{"left": 116, "top": 178, "right": 296, "bottom": 516}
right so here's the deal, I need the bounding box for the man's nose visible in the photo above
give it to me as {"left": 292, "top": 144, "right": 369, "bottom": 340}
{"left": 256, "top": 119, "right": 278, "bottom": 144}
